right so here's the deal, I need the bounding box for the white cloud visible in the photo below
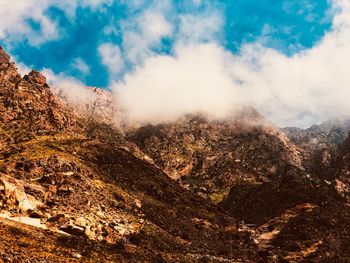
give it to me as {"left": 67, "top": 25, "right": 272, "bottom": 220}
{"left": 113, "top": 43, "right": 243, "bottom": 124}
{"left": 0, "top": 0, "right": 114, "bottom": 45}
{"left": 0, "top": 0, "right": 58, "bottom": 45}
{"left": 110, "top": 0, "right": 350, "bottom": 128}
{"left": 5, "top": 0, "right": 350, "bottom": 129}
{"left": 178, "top": 10, "right": 223, "bottom": 45}
{"left": 72, "top": 57, "right": 90, "bottom": 75}
{"left": 121, "top": 6, "right": 173, "bottom": 64}
{"left": 225, "top": 0, "right": 350, "bottom": 127}
{"left": 98, "top": 43, "right": 123, "bottom": 78}
{"left": 42, "top": 68, "right": 99, "bottom": 106}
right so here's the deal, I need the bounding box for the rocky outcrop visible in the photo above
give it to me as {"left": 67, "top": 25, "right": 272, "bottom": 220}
{"left": 0, "top": 47, "right": 259, "bottom": 262}
{"left": 0, "top": 53, "right": 74, "bottom": 146}
{"left": 283, "top": 117, "right": 350, "bottom": 148}
{"left": 2, "top": 45, "right": 350, "bottom": 262}
{"left": 0, "top": 174, "right": 42, "bottom": 212}
{"left": 0, "top": 46, "right": 10, "bottom": 63}
{"left": 128, "top": 114, "right": 303, "bottom": 202}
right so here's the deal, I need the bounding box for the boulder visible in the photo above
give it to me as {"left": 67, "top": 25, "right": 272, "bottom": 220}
{"left": 0, "top": 174, "right": 41, "bottom": 212}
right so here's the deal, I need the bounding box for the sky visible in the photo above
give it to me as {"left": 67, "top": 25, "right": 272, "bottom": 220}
{"left": 1, "top": 0, "right": 349, "bottom": 128}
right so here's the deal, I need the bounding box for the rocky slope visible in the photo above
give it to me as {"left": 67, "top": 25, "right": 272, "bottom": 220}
{"left": 126, "top": 105, "right": 350, "bottom": 261}
{"left": 128, "top": 112, "right": 304, "bottom": 203}
{"left": 283, "top": 117, "right": 350, "bottom": 148}
{"left": 219, "top": 122, "right": 350, "bottom": 261}
{"left": 0, "top": 47, "right": 261, "bottom": 262}
{"left": 1, "top": 46, "right": 350, "bottom": 262}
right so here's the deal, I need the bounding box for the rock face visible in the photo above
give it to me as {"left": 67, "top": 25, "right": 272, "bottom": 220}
{"left": 0, "top": 46, "right": 10, "bottom": 64}
{"left": 0, "top": 173, "right": 42, "bottom": 212}
{"left": 1, "top": 46, "right": 350, "bottom": 262}
{"left": 283, "top": 117, "right": 350, "bottom": 148}
{"left": 127, "top": 110, "right": 350, "bottom": 261}
{"left": 0, "top": 47, "right": 258, "bottom": 262}
{"left": 128, "top": 114, "right": 303, "bottom": 202}
{"left": 0, "top": 60, "right": 73, "bottom": 146}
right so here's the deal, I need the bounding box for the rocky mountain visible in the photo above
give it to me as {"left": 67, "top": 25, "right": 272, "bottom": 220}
{"left": 128, "top": 112, "right": 304, "bottom": 203}
{"left": 0, "top": 47, "right": 262, "bottom": 262}
{"left": 1, "top": 46, "right": 350, "bottom": 262}
{"left": 127, "top": 105, "right": 350, "bottom": 261}
{"left": 283, "top": 117, "right": 350, "bottom": 148}
{"left": 53, "top": 85, "right": 120, "bottom": 127}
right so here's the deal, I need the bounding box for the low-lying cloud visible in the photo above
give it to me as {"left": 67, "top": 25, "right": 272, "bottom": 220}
{"left": 113, "top": 44, "right": 244, "bottom": 124}
{"left": 111, "top": 0, "right": 350, "bottom": 128}
{"left": 6, "top": 0, "right": 350, "bottom": 128}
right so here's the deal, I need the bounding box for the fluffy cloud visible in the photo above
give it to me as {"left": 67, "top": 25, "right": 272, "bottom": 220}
{"left": 118, "top": 1, "right": 224, "bottom": 65}
{"left": 72, "top": 57, "right": 90, "bottom": 75}
{"left": 226, "top": 0, "right": 350, "bottom": 127}
{"left": 121, "top": 8, "right": 173, "bottom": 64}
{"left": 42, "top": 68, "right": 100, "bottom": 107}
{"left": 0, "top": 0, "right": 57, "bottom": 45}
{"left": 4, "top": 0, "right": 350, "bottom": 128}
{"left": 112, "top": 0, "right": 350, "bottom": 128}
{"left": 0, "top": 0, "right": 113, "bottom": 45}
{"left": 113, "top": 44, "right": 243, "bottom": 124}
{"left": 98, "top": 43, "right": 123, "bottom": 78}
{"left": 177, "top": 10, "right": 223, "bottom": 45}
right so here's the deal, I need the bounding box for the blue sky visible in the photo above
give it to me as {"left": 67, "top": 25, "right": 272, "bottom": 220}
{"left": 3, "top": 0, "right": 350, "bottom": 128}
{"left": 0, "top": 0, "right": 334, "bottom": 88}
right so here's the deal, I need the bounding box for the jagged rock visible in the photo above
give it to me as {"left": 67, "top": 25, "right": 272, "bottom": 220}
{"left": 134, "top": 199, "right": 142, "bottom": 209}
{"left": 71, "top": 252, "right": 82, "bottom": 259}
{"left": 53, "top": 85, "right": 119, "bottom": 126}
{"left": 128, "top": 114, "right": 303, "bottom": 201}
{"left": 25, "top": 70, "right": 47, "bottom": 85}
{"left": 2, "top": 45, "right": 350, "bottom": 262}
{"left": 0, "top": 174, "right": 41, "bottom": 212}
{"left": 283, "top": 117, "right": 350, "bottom": 147}
{"left": 0, "top": 49, "right": 73, "bottom": 142}
{"left": 335, "top": 179, "right": 349, "bottom": 196}
{"left": 28, "top": 210, "right": 45, "bottom": 219}
{"left": 74, "top": 216, "right": 90, "bottom": 228}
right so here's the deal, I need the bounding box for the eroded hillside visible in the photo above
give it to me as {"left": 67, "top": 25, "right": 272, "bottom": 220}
{"left": 0, "top": 47, "right": 262, "bottom": 262}
{"left": 1, "top": 46, "right": 350, "bottom": 262}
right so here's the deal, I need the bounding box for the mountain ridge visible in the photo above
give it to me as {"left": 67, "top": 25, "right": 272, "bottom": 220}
{"left": 1, "top": 47, "right": 350, "bottom": 262}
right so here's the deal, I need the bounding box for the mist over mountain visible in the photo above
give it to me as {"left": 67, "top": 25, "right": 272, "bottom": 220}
{"left": 2, "top": 46, "right": 350, "bottom": 262}
{"left": 2, "top": 0, "right": 350, "bottom": 262}
{"left": 2, "top": 0, "right": 350, "bottom": 128}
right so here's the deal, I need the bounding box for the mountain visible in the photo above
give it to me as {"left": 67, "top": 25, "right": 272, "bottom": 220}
{"left": 128, "top": 112, "right": 303, "bottom": 203}
{"left": 127, "top": 106, "right": 350, "bottom": 261}
{"left": 283, "top": 117, "right": 350, "bottom": 147}
{"left": 0, "top": 47, "right": 260, "bottom": 262}
{"left": 53, "top": 85, "right": 120, "bottom": 127}
{"left": 1, "top": 46, "right": 350, "bottom": 262}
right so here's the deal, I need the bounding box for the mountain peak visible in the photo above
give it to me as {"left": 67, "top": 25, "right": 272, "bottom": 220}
{"left": 24, "top": 70, "right": 47, "bottom": 85}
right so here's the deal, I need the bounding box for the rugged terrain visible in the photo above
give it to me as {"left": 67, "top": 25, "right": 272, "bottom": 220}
{"left": 127, "top": 110, "right": 350, "bottom": 262}
{"left": 128, "top": 112, "right": 303, "bottom": 203}
{"left": 283, "top": 117, "right": 350, "bottom": 148}
{"left": 1, "top": 46, "right": 350, "bottom": 262}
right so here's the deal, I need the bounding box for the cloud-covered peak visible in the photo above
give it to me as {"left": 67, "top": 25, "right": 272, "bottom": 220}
{"left": 0, "top": 0, "right": 342, "bottom": 127}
